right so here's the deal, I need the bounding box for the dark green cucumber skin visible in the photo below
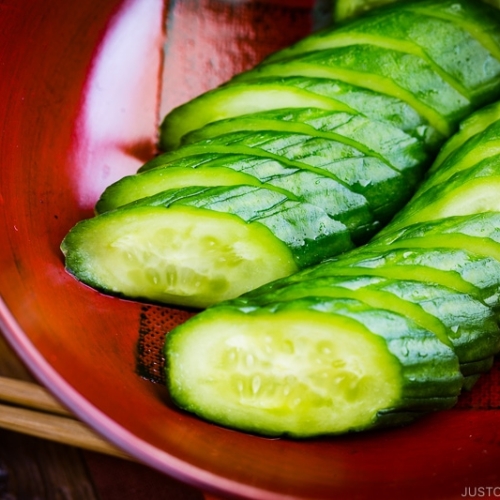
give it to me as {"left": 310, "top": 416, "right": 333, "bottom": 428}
{"left": 216, "top": 110, "right": 500, "bottom": 387}
{"left": 235, "top": 273, "right": 500, "bottom": 367}
{"left": 306, "top": 246, "right": 500, "bottom": 306}
{"left": 145, "top": 0, "right": 500, "bottom": 279}
{"left": 161, "top": 0, "right": 500, "bottom": 151}
{"left": 160, "top": 76, "right": 440, "bottom": 151}
{"left": 234, "top": 44, "right": 472, "bottom": 130}
{"left": 180, "top": 108, "right": 428, "bottom": 173}
{"left": 116, "top": 151, "right": 409, "bottom": 223}
{"left": 140, "top": 138, "right": 421, "bottom": 213}
{"left": 83, "top": 0, "right": 499, "bottom": 306}
{"left": 143, "top": 0, "right": 500, "bottom": 290}
{"left": 268, "top": 1, "right": 500, "bottom": 104}
{"left": 161, "top": 3, "right": 500, "bottom": 437}
{"left": 387, "top": 157, "right": 500, "bottom": 232}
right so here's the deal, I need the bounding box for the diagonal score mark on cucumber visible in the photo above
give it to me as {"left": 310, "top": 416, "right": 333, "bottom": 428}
{"left": 164, "top": 96, "right": 500, "bottom": 436}
{"left": 61, "top": 0, "right": 500, "bottom": 309}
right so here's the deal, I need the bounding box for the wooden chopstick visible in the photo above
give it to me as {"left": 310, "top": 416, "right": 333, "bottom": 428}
{"left": 0, "top": 375, "right": 72, "bottom": 416}
{"left": 0, "top": 375, "right": 131, "bottom": 459}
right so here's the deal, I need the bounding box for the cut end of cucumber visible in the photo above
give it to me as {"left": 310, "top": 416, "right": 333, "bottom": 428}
{"left": 61, "top": 206, "right": 298, "bottom": 308}
{"left": 166, "top": 308, "right": 402, "bottom": 437}
{"left": 95, "top": 166, "right": 262, "bottom": 214}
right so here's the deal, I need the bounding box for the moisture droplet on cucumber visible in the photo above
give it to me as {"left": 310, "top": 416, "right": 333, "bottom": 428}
{"left": 164, "top": 98, "right": 500, "bottom": 437}
{"left": 61, "top": 0, "right": 500, "bottom": 308}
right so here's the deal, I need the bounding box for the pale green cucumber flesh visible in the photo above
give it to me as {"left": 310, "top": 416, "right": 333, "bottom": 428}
{"left": 166, "top": 299, "right": 461, "bottom": 437}
{"left": 135, "top": 184, "right": 357, "bottom": 268}
{"left": 422, "top": 119, "right": 500, "bottom": 190}
{"left": 390, "top": 175, "right": 500, "bottom": 231}
{"left": 95, "top": 166, "right": 263, "bottom": 214}
{"left": 61, "top": 206, "right": 298, "bottom": 308}
{"left": 159, "top": 84, "right": 355, "bottom": 151}
{"left": 166, "top": 308, "right": 402, "bottom": 436}
{"left": 431, "top": 100, "right": 500, "bottom": 171}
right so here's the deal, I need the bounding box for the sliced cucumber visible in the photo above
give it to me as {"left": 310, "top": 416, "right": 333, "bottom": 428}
{"left": 431, "top": 99, "right": 500, "bottom": 171}
{"left": 95, "top": 165, "right": 263, "bottom": 214}
{"left": 159, "top": 76, "right": 437, "bottom": 152}
{"left": 180, "top": 107, "right": 427, "bottom": 173}
{"left": 96, "top": 155, "right": 378, "bottom": 235}
{"left": 164, "top": 92, "right": 500, "bottom": 436}
{"left": 387, "top": 158, "right": 500, "bottom": 230}
{"left": 231, "top": 45, "right": 471, "bottom": 137}
{"left": 153, "top": 185, "right": 357, "bottom": 266}
{"left": 63, "top": 185, "right": 357, "bottom": 306}
{"left": 333, "top": 0, "right": 398, "bottom": 23}
{"left": 418, "top": 119, "right": 500, "bottom": 192}
{"left": 166, "top": 298, "right": 461, "bottom": 437}
{"left": 371, "top": 212, "right": 500, "bottom": 260}
{"left": 407, "top": 0, "right": 500, "bottom": 62}
{"left": 273, "top": 2, "right": 500, "bottom": 105}
{"left": 61, "top": 205, "right": 299, "bottom": 308}
{"left": 102, "top": 152, "right": 408, "bottom": 226}
{"left": 64, "top": 0, "right": 500, "bottom": 314}
{"left": 157, "top": 2, "right": 500, "bottom": 436}
{"left": 237, "top": 273, "right": 500, "bottom": 367}
{"left": 238, "top": 275, "right": 453, "bottom": 347}
{"left": 159, "top": 81, "right": 355, "bottom": 151}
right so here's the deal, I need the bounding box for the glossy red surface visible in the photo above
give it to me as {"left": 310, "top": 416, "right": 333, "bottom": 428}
{"left": 1, "top": 1, "right": 500, "bottom": 499}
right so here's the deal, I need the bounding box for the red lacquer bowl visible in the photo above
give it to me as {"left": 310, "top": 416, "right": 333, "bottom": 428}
{"left": 1, "top": 1, "right": 500, "bottom": 499}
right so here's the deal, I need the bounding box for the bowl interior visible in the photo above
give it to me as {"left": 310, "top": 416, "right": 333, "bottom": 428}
{"left": 1, "top": 1, "right": 500, "bottom": 499}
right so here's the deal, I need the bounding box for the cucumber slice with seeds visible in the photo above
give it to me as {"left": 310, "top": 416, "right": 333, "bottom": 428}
{"left": 236, "top": 273, "right": 500, "bottom": 367}
{"left": 163, "top": 81, "right": 500, "bottom": 437}
{"left": 63, "top": 185, "right": 356, "bottom": 307}
{"left": 65, "top": 0, "right": 500, "bottom": 321}
{"left": 166, "top": 298, "right": 461, "bottom": 437}
{"left": 61, "top": 205, "right": 299, "bottom": 308}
